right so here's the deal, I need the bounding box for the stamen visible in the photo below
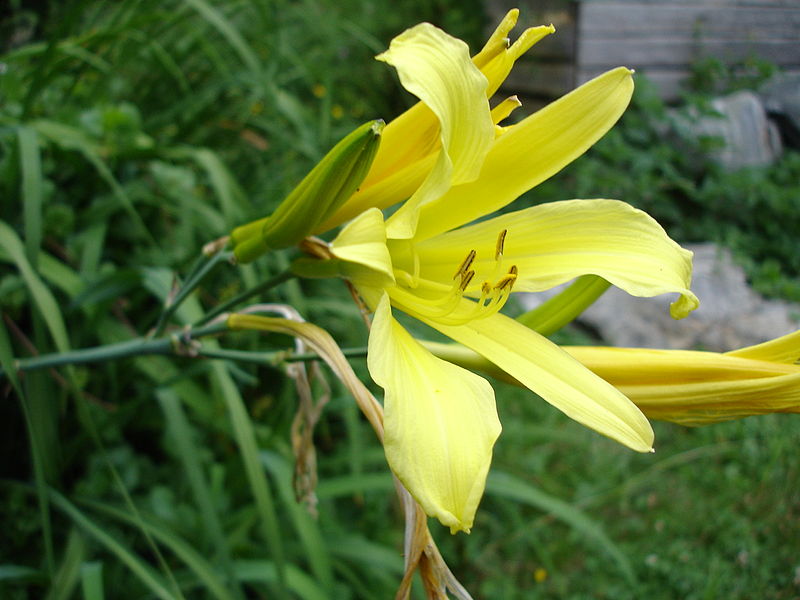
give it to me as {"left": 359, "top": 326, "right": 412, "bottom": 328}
{"left": 496, "top": 265, "right": 518, "bottom": 291}
{"left": 393, "top": 235, "right": 521, "bottom": 327}
{"left": 460, "top": 270, "right": 475, "bottom": 291}
{"left": 453, "top": 249, "right": 476, "bottom": 280}
{"left": 495, "top": 229, "right": 507, "bottom": 259}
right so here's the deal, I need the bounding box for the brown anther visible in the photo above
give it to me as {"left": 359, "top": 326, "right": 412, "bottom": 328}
{"left": 496, "top": 265, "right": 518, "bottom": 290}
{"left": 481, "top": 281, "right": 492, "bottom": 295}
{"left": 459, "top": 270, "right": 475, "bottom": 291}
{"left": 495, "top": 229, "right": 507, "bottom": 260}
{"left": 453, "top": 249, "right": 477, "bottom": 280}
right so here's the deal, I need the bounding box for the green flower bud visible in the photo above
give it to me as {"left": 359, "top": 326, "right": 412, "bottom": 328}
{"left": 232, "top": 119, "right": 384, "bottom": 262}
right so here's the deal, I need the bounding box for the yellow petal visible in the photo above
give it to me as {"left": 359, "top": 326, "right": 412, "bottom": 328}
{"left": 727, "top": 329, "right": 800, "bottom": 364}
{"left": 318, "top": 13, "right": 551, "bottom": 233}
{"left": 377, "top": 23, "right": 494, "bottom": 238}
{"left": 414, "top": 67, "right": 635, "bottom": 240}
{"left": 565, "top": 346, "right": 800, "bottom": 425}
{"left": 472, "top": 8, "right": 555, "bottom": 97}
{"left": 412, "top": 310, "right": 654, "bottom": 452}
{"left": 330, "top": 208, "right": 394, "bottom": 287}
{"left": 368, "top": 293, "right": 501, "bottom": 533}
{"left": 415, "top": 199, "right": 698, "bottom": 319}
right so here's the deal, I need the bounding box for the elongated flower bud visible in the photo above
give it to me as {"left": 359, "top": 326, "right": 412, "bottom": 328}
{"left": 231, "top": 119, "right": 384, "bottom": 262}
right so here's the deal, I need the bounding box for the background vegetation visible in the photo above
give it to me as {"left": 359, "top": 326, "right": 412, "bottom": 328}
{"left": 1, "top": 1, "right": 798, "bottom": 598}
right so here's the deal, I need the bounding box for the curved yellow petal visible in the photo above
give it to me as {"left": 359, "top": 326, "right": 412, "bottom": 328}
{"left": 330, "top": 208, "right": 394, "bottom": 287}
{"left": 414, "top": 67, "right": 635, "bottom": 240}
{"left": 413, "top": 310, "right": 654, "bottom": 452}
{"left": 375, "top": 23, "right": 494, "bottom": 239}
{"left": 415, "top": 199, "right": 698, "bottom": 319}
{"left": 368, "top": 293, "right": 501, "bottom": 533}
{"left": 727, "top": 329, "right": 800, "bottom": 364}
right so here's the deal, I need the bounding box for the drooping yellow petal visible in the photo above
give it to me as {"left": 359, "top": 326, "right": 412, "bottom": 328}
{"left": 374, "top": 23, "right": 494, "bottom": 239}
{"left": 565, "top": 346, "right": 800, "bottom": 425}
{"left": 330, "top": 208, "right": 394, "bottom": 287}
{"left": 409, "top": 309, "right": 654, "bottom": 452}
{"left": 368, "top": 293, "right": 501, "bottom": 533}
{"left": 414, "top": 199, "right": 698, "bottom": 319}
{"left": 413, "top": 67, "right": 635, "bottom": 240}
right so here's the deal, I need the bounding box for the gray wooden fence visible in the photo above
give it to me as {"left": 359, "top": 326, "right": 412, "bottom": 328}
{"left": 487, "top": 0, "right": 800, "bottom": 101}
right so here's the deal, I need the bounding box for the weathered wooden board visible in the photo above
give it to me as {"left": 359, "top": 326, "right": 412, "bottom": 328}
{"left": 487, "top": 0, "right": 800, "bottom": 101}
{"left": 579, "top": 5, "right": 800, "bottom": 38}
{"left": 579, "top": 39, "right": 800, "bottom": 68}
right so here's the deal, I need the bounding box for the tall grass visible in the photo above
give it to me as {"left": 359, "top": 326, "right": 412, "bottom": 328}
{"left": 1, "top": 1, "right": 798, "bottom": 599}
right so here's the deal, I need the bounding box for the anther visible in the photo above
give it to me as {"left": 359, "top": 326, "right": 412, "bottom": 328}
{"left": 460, "top": 270, "right": 476, "bottom": 291}
{"left": 496, "top": 265, "right": 518, "bottom": 290}
{"left": 495, "top": 229, "right": 507, "bottom": 260}
{"left": 453, "top": 249, "right": 477, "bottom": 279}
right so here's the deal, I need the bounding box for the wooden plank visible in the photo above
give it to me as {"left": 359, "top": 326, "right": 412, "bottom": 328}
{"left": 579, "top": 4, "right": 800, "bottom": 38}
{"left": 502, "top": 60, "right": 576, "bottom": 98}
{"left": 578, "top": 39, "right": 800, "bottom": 68}
{"left": 579, "top": 0, "right": 799, "bottom": 6}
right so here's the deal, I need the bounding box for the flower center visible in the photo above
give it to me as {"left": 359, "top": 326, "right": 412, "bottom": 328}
{"left": 391, "top": 230, "right": 518, "bottom": 326}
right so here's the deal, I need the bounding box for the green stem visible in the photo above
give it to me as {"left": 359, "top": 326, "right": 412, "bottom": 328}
{"left": 2, "top": 323, "right": 228, "bottom": 378}
{"left": 1, "top": 320, "right": 369, "bottom": 380}
{"left": 196, "top": 345, "right": 368, "bottom": 366}
{"left": 516, "top": 275, "right": 611, "bottom": 336}
{"left": 151, "top": 251, "right": 233, "bottom": 338}
{"left": 195, "top": 269, "right": 294, "bottom": 326}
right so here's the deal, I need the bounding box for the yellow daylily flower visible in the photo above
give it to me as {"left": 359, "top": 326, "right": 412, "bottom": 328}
{"left": 305, "top": 16, "right": 701, "bottom": 535}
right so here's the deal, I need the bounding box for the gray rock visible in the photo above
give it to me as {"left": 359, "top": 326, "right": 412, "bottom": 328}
{"left": 691, "top": 91, "right": 783, "bottom": 170}
{"left": 517, "top": 244, "right": 800, "bottom": 351}
{"left": 760, "top": 72, "right": 800, "bottom": 148}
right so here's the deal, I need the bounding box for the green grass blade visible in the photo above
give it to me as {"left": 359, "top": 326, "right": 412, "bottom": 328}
{"left": 328, "top": 535, "right": 404, "bottom": 576}
{"left": 209, "top": 361, "right": 289, "bottom": 598}
{"left": 80, "top": 562, "right": 104, "bottom": 600}
{"left": 232, "top": 560, "right": 329, "bottom": 600}
{"left": 47, "top": 490, "right": 178, "bottom": 600}
{"left": 486, "top": 470, "right": 638, "bottom": 585}
{"left": 30, "top": 120, "right": 156, "bottom": 246}
{"left": 157, "top": 389, "right": 244, "bottom": 599}
{"left": 315, "top": 473, "right": 394, "bottom": 499}
{"left": 182, "top": 0, "right": 262, "bottom": 75}
{"left": 189, "top": 148, "right": 247, "bottom": 226}
{"left": 0, "top": 564, "right": 43, "bottom": 583}
{"left": 260, "top": 451, "right": 334, "bottom": 589}
{"left": 0, "top": 220, "right": 70, "bottom": 353}
{"left": 46, "top": 529, "right": 85, "bottom": 600}
{"left": 0, "top": 319, "right": 56, "bottom": 577}
{"left": 17, "top": 126, "right": 44, "bottom": 269}
{"left": 81, "top": 499, "right": 237, "bottom": 600}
